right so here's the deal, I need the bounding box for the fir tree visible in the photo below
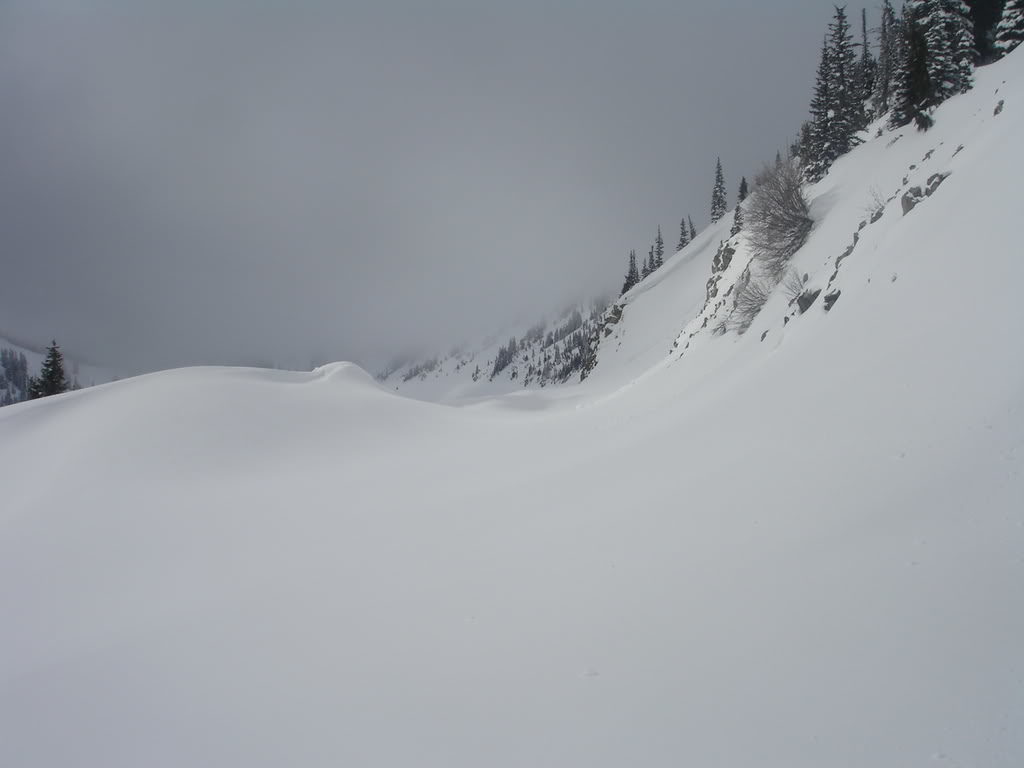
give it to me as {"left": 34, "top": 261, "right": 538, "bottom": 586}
{"left": 678, "top": 217, "right": 690, "bottom": 251}
{"left": 827, "top": 7, "right": 865, "bottom": 149}
{"left": 806, "top": 38, "right": 834, "bottom": 181}
{"left": 737, "top": 176, "right": 749, "bottom": 202}
{"left": 890, "top": 4, "right": 933, "bottom": 129}
{"left": 642, "top": 247, "right": 652, "bottom": 279}
{"left": 621, "top": 250, "right": 640, "bottom": 295}
{"left": 689, "top": 217, "right": 697, "bottom": 241}
{"left": 874, "top": 0, "right": 899, "bottom": 113}
{"left": 30, "top": 340, "right": 69, "bottom": 399}
{"left": 996, "top": 0, "right": 1024, "bottom": 56}
{"left": 654, "top": 226, "right": 664, "bottom": 267}
{"left": 710, "top": 157, "right": 727, "bottom": 223}
{"left": 858, "top": 8, "right": 877, "bottom": 111}
{"left": 927, "top": 0, "right": 974, "bottom": 99}
{"left": 730, "top": 203, "right": 744, "bottom": 237}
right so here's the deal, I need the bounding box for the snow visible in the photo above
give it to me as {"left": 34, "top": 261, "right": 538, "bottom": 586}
{"left": 2, "top": 52, "right": 1024, "bottom": 768}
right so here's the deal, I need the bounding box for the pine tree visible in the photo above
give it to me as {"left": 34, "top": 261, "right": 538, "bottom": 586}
{"left": 996, "top": 0, "right": 1024, "bottom": 55}
{"left": 710, "top": 157, "right": 727, "bottom": 223}
{"left": 678, "top": 217, "right": 690, "bottom": 251}
{"left": 688, "top": 217, "right": 697, "bottom": 241}
{"left": 875, "top": 0, "right": 899, "bottom": 113}
{"left": 737, "top": 176, "right": 749, "bottom": 202}
{"left": 858, "top": 8, "right": 877, "bottom": 112}
{"left": 730, "top": 203, "right": 744, "bottom": 237}
{"left": 621, "top": 250, "right": 640, "bottom": 295}
{"left": 947, "top": 0, "right": 975, "bottom": 93}
{"left": 654, "top": 226, "right": 664, "bottom": 267}
{"left": 890, "top": 4, "right": 933, "bottom": 129}
{"left": 926, "top": 0, "right": 974, "bottom": 99}
{"left": 828, "top": 7, "right": 865, "bottom": 149}
{"left": 806, "top": 38, "right": 834, "bottom": 181}
{"left": 642, "top": 247, "right": 652, "bottom": 279}
{"left": 30, "top": 340, "right": 69, "bottom": 399}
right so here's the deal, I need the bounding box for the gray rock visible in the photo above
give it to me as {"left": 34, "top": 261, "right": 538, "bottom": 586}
{"left": 901, "top": 186, "right": 924, "bottom": 215}
{"left": 925, "top": 172, "right": 950, "bottom": 197}
{"left": 797, "top": 288, "right": 821, "bottom": 314}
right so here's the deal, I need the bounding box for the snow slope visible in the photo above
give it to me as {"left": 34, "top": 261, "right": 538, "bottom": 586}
{"left": 2, "top": 53, "right": 1024, "bottom": 768}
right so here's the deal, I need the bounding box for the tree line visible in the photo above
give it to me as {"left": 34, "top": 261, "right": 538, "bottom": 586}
{"left": 614, "top": 1, "right": 1021, "bottom": 300}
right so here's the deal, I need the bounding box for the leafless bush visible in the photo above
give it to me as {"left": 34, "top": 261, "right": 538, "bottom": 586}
{"left": 863, "top": 186, "right": 887, "bottom": 221}
{"left": 781, "top": 267, "right": 806, "bottom": 303}
{"left": 728, "top": 269, "right": 775, "bottom": 334}
{"left": 746, "top": 160, "right": 813, "bottom": 280}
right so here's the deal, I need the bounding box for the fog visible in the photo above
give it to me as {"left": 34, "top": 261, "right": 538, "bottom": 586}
{"left": 0, "top": 1, "right": 844, "bottom": 374}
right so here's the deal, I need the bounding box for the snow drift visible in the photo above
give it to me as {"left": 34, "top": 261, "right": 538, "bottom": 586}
{"left": 2, "top": 51, "right": 1024, "bottom": 768}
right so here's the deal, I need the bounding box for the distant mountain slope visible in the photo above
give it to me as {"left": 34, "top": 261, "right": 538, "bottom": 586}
{"left": 375, "top": 299, "right": 608, "bottom": 402}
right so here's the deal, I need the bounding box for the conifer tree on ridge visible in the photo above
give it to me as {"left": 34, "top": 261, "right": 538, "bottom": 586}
{"left": 710, "top": 157, "right": 727, "bottom": 223}
{"left": 678, "top": 217, "right": 690, "bottom": 251}
{"left": 28, "top": 340, "right": 70, "bottom": 400}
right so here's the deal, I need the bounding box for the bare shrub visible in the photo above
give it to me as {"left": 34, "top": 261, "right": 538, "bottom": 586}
{"left": 746, "top": 160, "right": 813, "bottom": 280}
{"left": 729, "top": 270, "right": 775, "bottom": 334}
{"left": 863, "top": 186, "right": 887, "bottom": 222}
{"left": 781, "top": 267, "right": 806, "bottom": 303}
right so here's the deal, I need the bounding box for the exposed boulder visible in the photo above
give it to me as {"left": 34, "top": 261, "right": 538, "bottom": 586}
{"left": 925, "top": 172, "right": 950, "bottom": 197}
{"left": 901, "top": 186, "right": 924, "bottom": 215}
{"left": 797, "top": 288, "right": 821, "bottom": 314}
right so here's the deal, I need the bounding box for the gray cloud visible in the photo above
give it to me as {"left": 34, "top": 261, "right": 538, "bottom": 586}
{"left": 0, "top": 0, "right": 843, "bottom": 374}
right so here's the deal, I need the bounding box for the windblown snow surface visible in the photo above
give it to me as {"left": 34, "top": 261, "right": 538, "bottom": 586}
{"left": 2, "top": 53, "right": 1023, "bottom": 768}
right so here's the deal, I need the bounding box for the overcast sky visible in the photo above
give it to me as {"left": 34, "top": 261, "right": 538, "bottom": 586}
{"left": 1, "top": 0, "right": 847, "bottom": 374}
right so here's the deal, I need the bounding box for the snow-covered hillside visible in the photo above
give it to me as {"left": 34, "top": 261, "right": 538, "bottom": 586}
{"left": 2, "top": 51, "right": 1023, "bottom": 768}
{"left": 375, "top": 299, "right": 608, "bottom": 402}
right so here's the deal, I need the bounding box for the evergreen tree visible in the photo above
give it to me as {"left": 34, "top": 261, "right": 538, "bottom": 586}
{"left": 642, "top": 247, "right": 652, "bottom": 279}
{"left": 890, "top": 4, "right": 933, "bottom": 129}
{"left": 806, "top": 38, "right": 834, "bottom": 181}
{"left": 948, "top": 0, "right": 976, "bottom": 93}
{"left": 730, "top": 202, "right": 744, "bottom": 237}
{"left": 621, "top": 250, "right": 640, "bottom": 295}
{"left": 827, "top": 7, "right": 865, "bottom": 148}
{"left": 654, "top": 226, "right": 664, "bottom": 267}
{"left": 875, "top": 0, "right": 899, "bottom": 113}
{"left": 710, "top": 157, "right": 727, "bottom": 223}
{"left": 928, "top": 0, "right": 975, "bottom": 99}
{"left": 678, "top": 217, "right": 690, "bottom": 251}
{"left": 689, "top": 217, "right": 697, "bottom": 241}
{"left": 858, "top": 8, "right": 877, "bottom": 110}
{"left": 995, "top": 0, "right": 1024, "bottom": 56}
{"left": 737, "top": 176, "right": 749, "bottom": 202}
{"left": 30, "top": 340, "right": 69, "bottom": 399}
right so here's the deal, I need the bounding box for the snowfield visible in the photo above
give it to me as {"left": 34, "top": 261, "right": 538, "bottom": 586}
{"left": 2, "top": 52, "right": 1024, "bottom": 768}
